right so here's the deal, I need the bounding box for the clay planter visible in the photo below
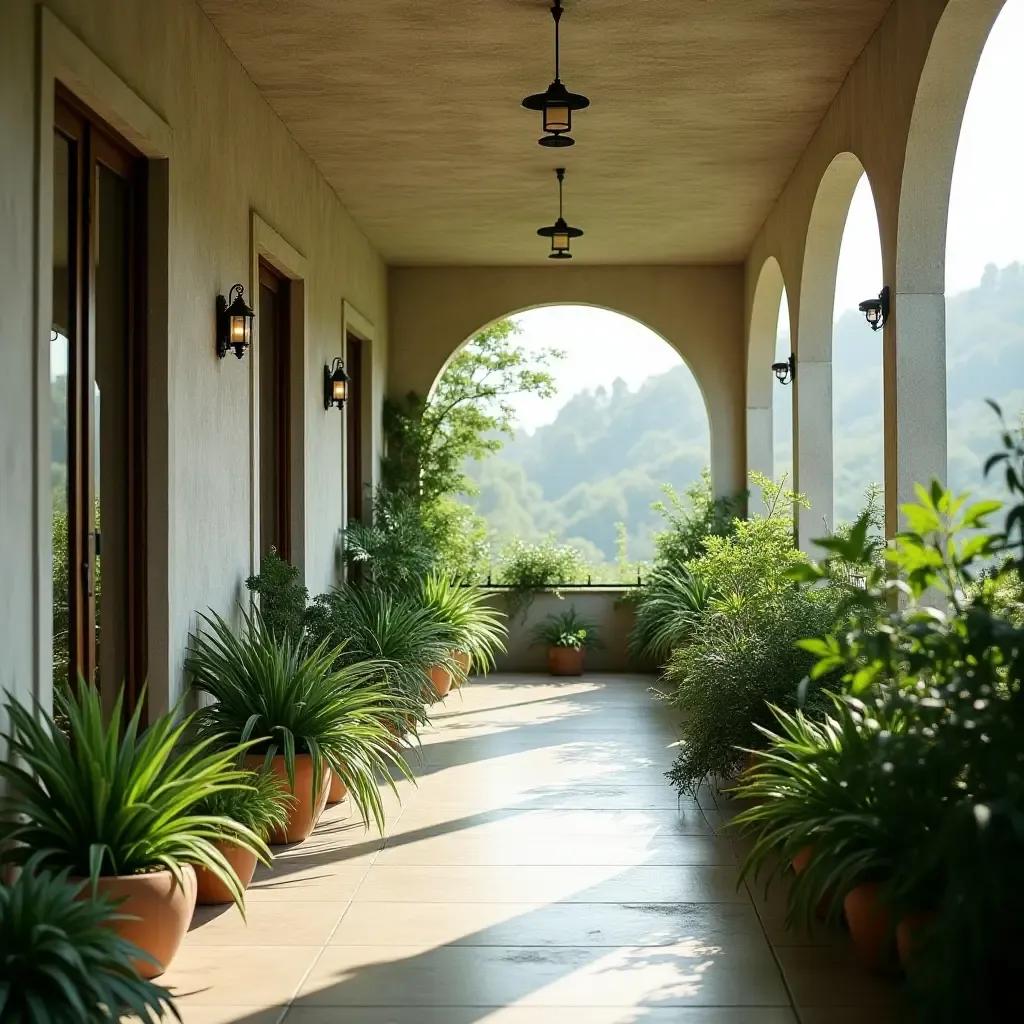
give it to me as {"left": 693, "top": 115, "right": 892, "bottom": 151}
{"left": 247, "top": 753, "right": 330, "bottom": 844}
{"left": 792, "top": 846, "right": 814, "bottom": 874}
{"left": 843, "top": 882, "right": 894, "bottom": 969}
{"left": 896, "top": 911, "right": 936, "bottom": 970}
{"left": 547, "top": 645, "right": 585, "bottom": 676}
{"left": 327, "top": 771, "right": 348, "bottom": 805}
{"left": 86, "top": 866, "right": 197, "bottom": 979}
{"left": 424, "top": 665, "right": 453, "bottom": 700}
{"left": 196, "top": 840, "right": 257, "bottom": 906}
{"left": 452, "top": 650, "right": 472, "bottom": 686}
{"left": 791, "top": 845, "right": 832, "bottom": 921}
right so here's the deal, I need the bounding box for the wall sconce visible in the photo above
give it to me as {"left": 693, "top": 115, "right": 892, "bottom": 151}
{"left": 324, "top": 357, "right": 349, "bottom": 410}
{"left": 216, "top": 284, "right": 255, "bottom": 359}
{"left": 772, "top": 353, "right": 796, "bottom": 386}
{"left": 858, "top": 286, "right": 890, "bottom": 332}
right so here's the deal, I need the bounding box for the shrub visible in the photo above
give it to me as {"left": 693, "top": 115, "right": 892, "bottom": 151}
{"left": 629, "top": 563, "right": 714, "bottom": 663}
{"left": 495, "top": 536, "right": 590, "bottom": 619}
{"left": 245, "top": 549, "right": 309, "bottom": 646}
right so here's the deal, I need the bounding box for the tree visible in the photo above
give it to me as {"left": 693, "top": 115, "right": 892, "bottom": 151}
{"left": 383, "top": 319, "right": 562, "bottom": 503}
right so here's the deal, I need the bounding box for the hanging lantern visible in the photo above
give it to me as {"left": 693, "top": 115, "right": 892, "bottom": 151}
{"left": 522, "top": 1, "right": 590, "bottom": 148}
{"left": 536, "top": 168, "right": 583, "bottom": 259}
{"left": 215, "top": 284, "right": 255, "bottom": 359}
{"left": 858, "top": 286, "right": 890, "bottom": 332}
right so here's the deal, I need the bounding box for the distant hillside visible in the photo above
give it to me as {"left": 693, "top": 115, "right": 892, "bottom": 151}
{"left": 463, "top": 262, "right": 1024, "bottom": 566}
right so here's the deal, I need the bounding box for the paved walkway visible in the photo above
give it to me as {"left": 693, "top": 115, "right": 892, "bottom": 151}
{"left": 165, "top": 675, "right": 899, "bottom": 1023}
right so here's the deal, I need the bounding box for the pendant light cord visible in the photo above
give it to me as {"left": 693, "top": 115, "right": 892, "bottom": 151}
{"left": 557, "top": 167, "right": 565, "bottom": 218}
{"left": 552, "top": 1, "right": 563, "bottom": 80}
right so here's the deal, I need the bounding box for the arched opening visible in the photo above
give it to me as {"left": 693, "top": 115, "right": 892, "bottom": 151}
{"left": 746, "top": 257, "right": 785, "bottom": 484}
{"left": 796, "top": 151, "right": 872, "bottom": 545}
{"left": 773, "top": 289, "right": 793, "bottom": 485}
{"left": 432, "top": 304, "right": 712, "bottom": 574}
{"left": 943, "top": 0, "right": 1024, "bottom": 501}
{"left": 832, "top": 176, "right": 884, "bottom": 525}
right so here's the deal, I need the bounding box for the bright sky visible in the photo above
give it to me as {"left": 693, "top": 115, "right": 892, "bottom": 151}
{"left": 507, "top": 0, "right": 1024, "bottom": 432}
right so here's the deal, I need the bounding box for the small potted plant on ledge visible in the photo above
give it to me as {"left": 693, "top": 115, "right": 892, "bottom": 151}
{"left": 531, "top": 607, "right": 601, "bottom": 677}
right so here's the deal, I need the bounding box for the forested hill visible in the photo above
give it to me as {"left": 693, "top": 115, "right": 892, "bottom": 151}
{"left": 463, "top": 262, "right": 1024, "bottom": 565}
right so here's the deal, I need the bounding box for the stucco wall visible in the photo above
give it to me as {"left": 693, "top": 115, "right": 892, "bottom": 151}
{"left": 483, "top": 590, "right": 656, "bottom": 676}
{"left": 388, "top": 264, "right": 747, "bottom": 498}
{"left": 0, "top": 0, "right": 388, "bottom": 715}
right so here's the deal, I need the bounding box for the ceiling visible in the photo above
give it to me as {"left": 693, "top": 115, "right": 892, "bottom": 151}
{"left": 200, "top": 0, "right": 893, "bottom": 266}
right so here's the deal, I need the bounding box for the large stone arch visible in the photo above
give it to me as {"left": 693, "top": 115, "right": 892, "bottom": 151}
{"left": 389, "top": 265, "right": 747, "bottom": 496}
{"left": 888, "top": 0, "right": 1008, "bottom": 532}
{"left": 795, "top": 152, "right": 876, "bottom": 547}
{"left": 746, "top": 256, "right": 786, "bottom": 482}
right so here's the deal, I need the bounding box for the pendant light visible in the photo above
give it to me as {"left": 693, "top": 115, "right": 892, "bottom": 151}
{"left": 522, "top": 1, "right": 590, "bottom": 148}
{"left": 537, "top": 168, "right": 583, "bottom": 259}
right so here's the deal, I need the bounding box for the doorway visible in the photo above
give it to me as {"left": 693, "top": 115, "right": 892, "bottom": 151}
{"left": 51, "top": 90, "right": 148, "bottom": 715}
{"left": 346, "top": 333, "right": 365, "bottom": 525}
{"left": 258, "top": 260, "right": 292, "bottom": 561}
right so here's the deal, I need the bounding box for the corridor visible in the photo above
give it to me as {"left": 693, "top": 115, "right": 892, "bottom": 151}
{"left": 164, "top": 676, "right": 898, "bottom": 1023}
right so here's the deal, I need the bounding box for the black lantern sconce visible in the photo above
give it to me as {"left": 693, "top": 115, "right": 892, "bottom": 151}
{"left": 216, "top": 284, "right": 255, "bottom": 359}
{"left": 324, "top": 357, "right": 350, "bottom": 411}
{"left": 858, "top": 286, "right": 890, "bottom": 332}
{"left": 522, "top": 0, "right": 590, "bottom": 148}
{"left": 772, "top": 354, "right": 796, "bottom": 386}
{"left": 537, "top": 168, "right": 584, "bottom": 259}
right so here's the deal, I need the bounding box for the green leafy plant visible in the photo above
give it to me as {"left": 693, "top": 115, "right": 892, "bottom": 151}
{"left": 306, "top": 585, "right": 458, "bottom": 712}
{"left": 0, "top": 684, "right": 269, "bottom": 912}
{"left": 187, "top": 607, "right": 415, "bottom": 834}
{"left": 530, "top": 608, "right": 602, "bottom": 651}
{"left": 0, "top": 869, "right": 179, "bottom": 1023}
{"left": 245, "top": 549, "right": 309, "bottom": 646}
{"left": 192, "top": 769, "right": 293, "bottom": 844}
{"left": 420, "top": 572, "right": 507, "bottom": 674}
{"left": 629, "top": 563, "right": 714, "bottom": 663}
{"left": 496, "top": 536, "right": 591, "bottom": 619}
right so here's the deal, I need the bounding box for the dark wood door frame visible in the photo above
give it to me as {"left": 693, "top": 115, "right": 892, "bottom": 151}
{"left": 54, "top": 87, "right": 148, "bottom": 716}
{"left": 346, "top": 333, "right": 365, "bottom": 525}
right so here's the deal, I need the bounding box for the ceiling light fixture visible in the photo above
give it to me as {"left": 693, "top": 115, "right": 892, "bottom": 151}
{"left": 522, "top": 1, "right": 590, "bottom": 148}
{"left": 537, "top": 168, "right": 583, "bottom": 259}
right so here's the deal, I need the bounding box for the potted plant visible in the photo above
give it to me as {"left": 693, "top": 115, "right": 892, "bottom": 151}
{"left": 192, "top": 769, "right": 292, "bottom": 905}
{"left": 0, "top": 685, "right": 268, "bottom": 978}
{"left": 530, "top": 607, "right": 601, "bottom": 676}
{"left": 0, "top": 868, "right": 179, "bottom": 1022}
{"left": 420, "top": 572, "right": 507, "bottom": 688}
{"left": 187, "top": 607, "right": 415, "bottom": 843}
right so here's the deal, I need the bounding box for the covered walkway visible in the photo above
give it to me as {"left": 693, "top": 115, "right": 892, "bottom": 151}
{"left": 165, "top": 677, "right": 897, "bottom": 1023}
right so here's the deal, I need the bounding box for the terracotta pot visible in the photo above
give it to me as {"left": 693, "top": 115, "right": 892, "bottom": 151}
{"left": 792, "top": 845, "right": 814, "bottom": 874}
{"left": 246, "top": 753, "right": 330, "bottom": 844}
{"left": 452, "top": 650, "right": 472, "bottom": 685}
{"left": 424, "top": 664, "right": 453, "bottom": 700}
{"left": 547, "top": 645, "right": 585, "bottom": 676}
{"left": 327, "top": 770, "right": 348, "bottom": 805}
{"left": 195, "top": 840, "right": 257, "bottom": 906}
{"left": 897, "top": 911, "right": 936, "bottom": 970}
{"left": 791, "top": 845, "right": 832, "bottom": 921}
{"left": 843, "top": 882, "right": 894, "bottom": 969}
{"left": 84, "top": 866, "right": 197, "bottom": 979}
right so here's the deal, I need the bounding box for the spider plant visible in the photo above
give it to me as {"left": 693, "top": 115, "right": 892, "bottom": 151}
{"left": 629, "top": 563, "right": 714, "bottom": 663}
{"left": 307, "top": 584, "right": 458, "bottom": 712}
{"left": 0, "top": 684, "right": 269, "bottom": 912}
{"left": 187, "top": 607, "right": 415, "bottom": 834}
{"left": 530, "top": 607, "right": 602, "bottom": 651}
{"left": 0, "top": 869, "right": 179, "bottom": 1023}
{"left": 192, "top": 768, "right": 293, "bottom": 843}
{"left": 420, "top": 573, "right": 507, "bottom": 676}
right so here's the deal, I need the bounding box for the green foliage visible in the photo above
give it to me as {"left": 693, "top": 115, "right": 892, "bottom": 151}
{"left": 420, "top": 496, "right": 491, "bottom": 582}
{"left": 0, "top": 684, "right": 268, "bottom": 914}
{"left": 0, "top": 869, "right": 178, "bottom": 1023}
{"left": 737, "top": 413, "right": 1024, "bottom": 1021}
{"left": 305, "top": 585, "right": 457, "bottom": 713}
{"left": 495, "top": 535, "right": 591, "bottom": 619}
{"left": 530, "top": 608, "right": 602, "bottom": 651}
{"left": 384, "top": 319, "right": 561, "bottom": 504}
{"left": 651, "top": 469, "right": 748, "bottom": 569}
{"left": 629, "top": 564, "right": 714, "bottom": 663}
{"left": 187, "top": 608, "right": 414, "bottom": 834}
{"left": 419, "top": 573, "right": 507, "bottom": 673}
{"left": 245, "top": 549, "right": 309, "bottom": 645}
{"left": 192, "top": 769, "right": 293, "bottom": 845}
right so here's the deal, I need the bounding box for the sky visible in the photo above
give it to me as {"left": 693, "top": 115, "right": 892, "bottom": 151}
{"left": 505, "top": 0, "right": 1024, "bottom": 433}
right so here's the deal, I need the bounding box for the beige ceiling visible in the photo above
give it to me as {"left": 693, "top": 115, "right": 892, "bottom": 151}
{"left": 200, "top": 0, "right": 892, "bottom": 266}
